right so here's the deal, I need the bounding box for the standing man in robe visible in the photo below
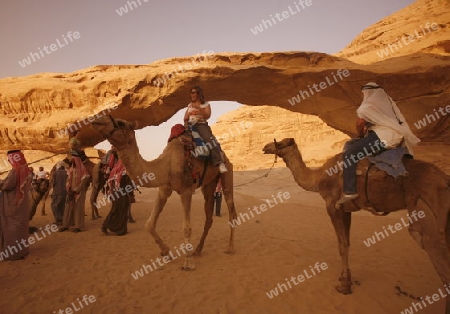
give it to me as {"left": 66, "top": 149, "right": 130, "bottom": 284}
{"left": 51, "top": 161, "right": 67, "bottom": 226}
{"left": 0, "top": 150, "right": 31, "bottom": 260}
{"left": 59, "top": 153, "right": 90, "bottom": 233}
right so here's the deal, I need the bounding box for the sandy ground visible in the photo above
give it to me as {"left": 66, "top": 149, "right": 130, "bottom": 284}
{"left": 0, "top": 167, "right": 447, "bottom": 314}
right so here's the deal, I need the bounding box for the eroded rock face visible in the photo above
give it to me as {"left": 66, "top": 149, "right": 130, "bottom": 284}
{"left": 0, "top": 0, "right": 448, "bottom": 153}
{"left": 336, "top": 0, "right": 450, "bottom": 64}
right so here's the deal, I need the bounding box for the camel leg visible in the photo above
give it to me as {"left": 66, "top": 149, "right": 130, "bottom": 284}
{"left": 193, "top": 181, "right": 217, "bottom": 256}
{"left": 90, "top": 184, "right": 102, "bottom": 220}
{"left": 221, "top": 168, "right": 237, "bottom": 254}
{"left": 403, "top": 164, "right": 450, "bottom": 314}
{"left": 407, "top": 198, "right": 450, "bottom": 314}
{"left": 327, "top": 202, "right": 353, "bottom": 294}
{"left": 128, "top": 201, "right": 135, "bottom": 223}
{"left": 179, "top": 188, "right": 196, "bottom": 270}
{"left": 144, "top": 185, "right": 172, "bottom": 256}
{"left": 40, "top": 190, "right": 49, "bottom": 216}
{"left": 29, "top": 199, "right": 39, "bottom": 221}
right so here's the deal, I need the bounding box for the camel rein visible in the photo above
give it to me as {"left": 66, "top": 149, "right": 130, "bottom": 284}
{"left": 0, "top": 151, "right": 100, "bottom": 175}
{"left": 233, "top": 153, "right": 278, "bottom": 187}
{"left": 234, "top": 138, "right": 279, "bottom": 187}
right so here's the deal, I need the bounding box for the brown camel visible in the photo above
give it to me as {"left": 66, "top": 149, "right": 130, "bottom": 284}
{"left": 91, "top": 115, "right": 237, "bottom": 270}
{"left": 89, "top": 161, "right": 108, "bottom": 220}
{"left": 263, "top": 138, "right": 450, "bottom": 314}
{"left": 29, "top": 178, "right": 50, "bottom": 220}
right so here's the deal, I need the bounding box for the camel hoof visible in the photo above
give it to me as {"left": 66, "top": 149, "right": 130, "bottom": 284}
{"left": 181, "top": 263, "right": 196, "bottom": 271}
{"left": 91, "top": 217, "right": 97, "bottom": 220}
{"left": 192, "top": 251, "right": 201, "bottom": 257}
{"left": 181, "top": 256, "right": 196, "bottom": 270}
{"left": 335, "top": 285, "right": 352, "bottom": 295}
{"left": 160, "top": 251, "right": 170, "bottom": 257}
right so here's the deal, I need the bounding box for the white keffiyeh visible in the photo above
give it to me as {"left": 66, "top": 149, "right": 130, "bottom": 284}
{"left": 357, "top": 82, "right": 420, "bottom": 155}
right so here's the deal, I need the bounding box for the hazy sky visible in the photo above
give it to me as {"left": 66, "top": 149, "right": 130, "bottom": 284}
{"left": 0, "top": 0, "right": 415, "bottom": 159}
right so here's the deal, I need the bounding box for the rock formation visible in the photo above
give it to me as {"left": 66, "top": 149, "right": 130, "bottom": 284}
{"left": 0, "top": 0, "right": 448, "bottom": 159}
{"left": 211, "top": 106, "right": 349, "bottom": 170}
{"left": 211, "top": 0, "right": 449, "bottom": 171}
{"left": 336, "top": 0, "right": 450, "bottom": 64}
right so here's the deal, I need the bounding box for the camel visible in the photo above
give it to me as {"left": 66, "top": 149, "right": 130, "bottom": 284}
{"left": 263, "top": 138, "right": 450, "bottom": 314}
{"left": 89, "top": 161, "right": 108, "bottom": 220}
{"left": 29, "top": 179, "right": 50, "bottom": 220}
{"left": 91, "top": 115, "right": 237, "bottom": 270}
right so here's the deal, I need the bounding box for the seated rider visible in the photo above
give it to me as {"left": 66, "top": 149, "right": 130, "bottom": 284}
{"left": 337, "top": 82, "right": 420, "bottom": 206}
{"left": 183, "top": 86, "right": 227, "bottom": 173}
{"left": 101, "top": 145, "right": 118, "bottom": 175}
{"left": 35, "top": 166, "right": 49, "bottom": 186}
{"left": 69, "top": 130, "right": 87, "bottom": 161}
{"left": 36, "top": 166, "right": 48, "bottom": 179}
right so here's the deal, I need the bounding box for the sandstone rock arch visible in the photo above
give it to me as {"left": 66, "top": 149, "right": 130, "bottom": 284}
{"left": 0, "top": 52, "right": 448, "bottom": 154}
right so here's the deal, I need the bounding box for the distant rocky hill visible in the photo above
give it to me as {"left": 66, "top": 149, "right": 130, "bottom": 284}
{"left": 211, "top": 0, "right": 449, "bottom": 171}
{"left": 211, "top": 106, "right": 349, "bottom": 170}
{"left": 336, "top": 0, "right": 449, "bottom": 63}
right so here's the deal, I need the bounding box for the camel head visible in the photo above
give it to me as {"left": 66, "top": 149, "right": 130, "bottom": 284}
{"left": 262, "top": 138, "right": 297, "bottom": 156}
{"left": 33, "top": 179, "right": 49, "bottom": 194}
{"left": 91, "top": 115, "right": 138, "bottom": 149}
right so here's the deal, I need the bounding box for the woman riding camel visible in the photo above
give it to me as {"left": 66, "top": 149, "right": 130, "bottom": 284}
{"left": 183, "top": 86, "right": 227, "bottom": 173}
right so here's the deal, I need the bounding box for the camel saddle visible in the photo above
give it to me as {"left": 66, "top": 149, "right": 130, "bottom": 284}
{"left": 339, "top": 146, "right": 412, "bottom": 215}
{"left": 168, "top": 124, "right": 211, "bottom": 186}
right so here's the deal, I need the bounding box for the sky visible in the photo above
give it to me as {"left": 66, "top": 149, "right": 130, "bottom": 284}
{"left": 0, "top": 0, "right": 416, "bottom": 159}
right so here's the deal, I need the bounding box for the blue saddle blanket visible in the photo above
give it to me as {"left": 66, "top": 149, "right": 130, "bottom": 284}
{"left": 367, "top": 146, "right": 408, "bottom": 178}
{"left": 344, "top": 138, "right": 408, "bottom": 178}
{"left": 189, "top": 126, "right": 221, "bottom": 159}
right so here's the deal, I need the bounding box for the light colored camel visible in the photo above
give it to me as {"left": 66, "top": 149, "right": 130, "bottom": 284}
{"left": 91, "top": 115, "right": 237, "bottom": 270}
{"left": 263, "top": 138, "right": 450, "bottom": 314}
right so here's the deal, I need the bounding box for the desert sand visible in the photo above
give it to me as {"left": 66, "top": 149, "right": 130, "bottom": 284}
{"left": 0, "top": 165, "right": 447, "bottom": 314}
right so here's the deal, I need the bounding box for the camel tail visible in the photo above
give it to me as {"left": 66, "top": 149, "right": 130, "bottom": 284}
{"left": 446, "top": 177, "right": 450, "bottom": 251}
{"left": 446, "top": 210, "right": 450, "bottom": 252}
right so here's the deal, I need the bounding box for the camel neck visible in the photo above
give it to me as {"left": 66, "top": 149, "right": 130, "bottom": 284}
{"left": 281, "top": 146, "right": 320, "bottom": 192}
{"left": 115, "top": 139, "right": 162, "bottom": 188}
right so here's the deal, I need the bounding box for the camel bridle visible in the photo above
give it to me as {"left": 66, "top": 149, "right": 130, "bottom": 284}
{"left": 103, "top": 115, "right": 119, "bottom": 139}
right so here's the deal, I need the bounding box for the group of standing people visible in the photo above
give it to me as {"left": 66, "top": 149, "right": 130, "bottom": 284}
{"left": 57, "top": 143, "right": 134, "bottom": 235}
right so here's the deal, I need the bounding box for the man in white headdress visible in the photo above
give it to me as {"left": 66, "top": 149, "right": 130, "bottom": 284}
{"left": 337, "top": 82, "right": 420, "bottom": 206}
